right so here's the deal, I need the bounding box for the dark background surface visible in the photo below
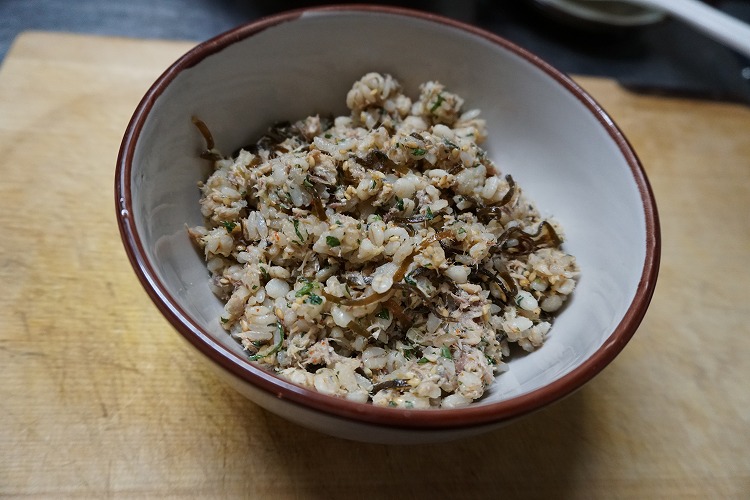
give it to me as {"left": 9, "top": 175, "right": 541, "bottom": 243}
{"left": 2, "top": 0, "right": 749, "bottom": 103}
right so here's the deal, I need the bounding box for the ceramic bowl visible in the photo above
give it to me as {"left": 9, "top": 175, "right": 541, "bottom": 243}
{"left": 116, "top": 5, "right": 659, "bottom": 444}
{"left": 530, "top": 0, "right": 666, "bottom": 30}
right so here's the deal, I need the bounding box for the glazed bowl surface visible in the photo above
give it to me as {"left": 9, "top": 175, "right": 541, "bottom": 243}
{"left": 116, "top": 5, "right": 659, "bottom": 443}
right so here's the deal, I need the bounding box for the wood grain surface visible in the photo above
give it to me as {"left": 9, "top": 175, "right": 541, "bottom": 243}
{"left": 1, "top": 32, "right": 748, "bottom": 499}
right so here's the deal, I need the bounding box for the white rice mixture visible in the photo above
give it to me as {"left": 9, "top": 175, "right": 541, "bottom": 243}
{"left": 188, "top": 73, "right": 578, "bottom": 409}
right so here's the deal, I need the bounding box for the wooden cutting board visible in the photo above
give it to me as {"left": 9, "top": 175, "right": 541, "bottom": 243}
{"left": 1, "top": 31, "right": 748, "bottom": 498}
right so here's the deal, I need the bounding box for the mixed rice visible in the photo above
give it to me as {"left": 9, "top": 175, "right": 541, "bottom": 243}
{"left": 188, "top": 73, "right": 578, "bottom": 409}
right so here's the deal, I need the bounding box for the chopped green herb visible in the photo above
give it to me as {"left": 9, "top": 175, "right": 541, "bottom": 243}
{"left": 430, "top": 93, "right": 445, "bottom": 113}
{"left": 376, "top": 309, "right": 391, "bottom": 320}
{"left": 220, "top": 221, "right": 237, "bottom": 232}
{"left": 411, "top": 147, "right": 426, "bottom": 156}
{"left": 259, "top": 266, "right": 270, "bottom": 281}
{"left": 326, "top": 236, "right": 341, "bottom": 247}
{"left": 370, "top": 179, "right": 377, "bottom": 190}
{"left": 404, "top": 274, "right": 417, "bottom": 286}
{"left": 388, "top": 401, "right": 398, "bottom": 407}
{"left": 395, "top": 196, "right": 404, "bottom": 211}
{"left": 444, "top": 138, "right": 459, "bottom": 149}
{"left": 295, "top": 281, "right": 316, "bottom": 297}
{"left": 403, "top": 347, "right": 415, "bottom": 360}
{"left": 220, "top": 317, "right": 229, "bottom": 324}
{"left": 425, "top": 207, "right": 434, "bottom": 220}
{"left": 404, "top": 401, "right": 415, "bottom": 409}
{"left": 293, "top": 219, "right": 305, "bottom": 244}
{"left": 303, "top": 177, "right": 314, "bottom": 188}
{"left": 308, "top": 293, "right": 323, "bottom": 305}
{"left": 486, "top": 355, "right": 497, "bottom": 365}
{"left": 440, "top": 346, "right": 453, "bottom": 359}
{"left": 324, "top": 133, "right": 332, "bottom": 139}
{"left": 417, "top": 357, "right": 430, "bottom": 364}
{"left": 248, "top": 321, "right": 285, "bottom": 361}
{"left": 457, "top": 227, "right": 467, "bottom": 235}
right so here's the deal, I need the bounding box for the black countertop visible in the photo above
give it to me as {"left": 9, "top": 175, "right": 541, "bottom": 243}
{"left": 2, "top": 0, "right": 749, "bottom": 103}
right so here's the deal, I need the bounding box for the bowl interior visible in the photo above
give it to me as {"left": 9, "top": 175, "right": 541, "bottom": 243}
{"left": 125, "top": 9, "right": 652, "bottom": 408}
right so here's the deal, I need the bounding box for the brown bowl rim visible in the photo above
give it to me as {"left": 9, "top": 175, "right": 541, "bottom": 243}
{"left": 115, "top": 4, "right": 660, "bottom": 431}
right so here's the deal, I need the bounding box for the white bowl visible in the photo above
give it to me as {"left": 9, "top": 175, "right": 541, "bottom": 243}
{"left": 116, "top": 5, "right": 659, "bottom": 444}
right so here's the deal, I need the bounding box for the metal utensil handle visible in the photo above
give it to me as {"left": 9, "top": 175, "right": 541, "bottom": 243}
{"left": 630, "top": 0, "right": 750, "bottom": 58}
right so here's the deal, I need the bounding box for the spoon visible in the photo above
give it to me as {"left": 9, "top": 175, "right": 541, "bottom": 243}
{"left": 580, "top": 0, "right": 750, "bottom": 58}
